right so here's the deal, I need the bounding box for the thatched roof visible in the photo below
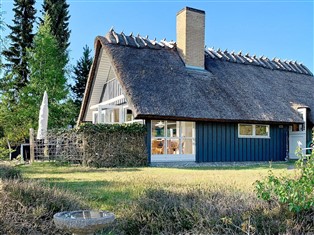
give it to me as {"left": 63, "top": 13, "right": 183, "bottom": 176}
{"left": 79, "top": 30, "right": 314, "bottom": 124}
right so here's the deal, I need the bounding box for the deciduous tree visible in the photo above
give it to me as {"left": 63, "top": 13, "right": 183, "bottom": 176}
{"left": 21, "top": 15, "right": 73, "bottom": 130}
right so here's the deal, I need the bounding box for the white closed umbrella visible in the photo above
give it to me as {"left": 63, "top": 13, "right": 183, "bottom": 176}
{"left": 37, "top": 91, "right": 49, "bottom": 140}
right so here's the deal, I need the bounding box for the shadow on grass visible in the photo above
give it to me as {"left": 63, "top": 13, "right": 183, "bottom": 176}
{"left": 154, "top": 162, "right": 295, "bottom": 171}
{"left": 18, "top": 162, "right": 143, "bottom": 175}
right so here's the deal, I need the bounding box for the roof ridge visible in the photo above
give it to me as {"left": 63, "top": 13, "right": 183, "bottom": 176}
{"left": 104, "top": 29, "right": 312, "bottom": 76}
{"left": 205, "top": 47, "right": 313, "bottom": 76}
{"left": 105, "top": 28, "right": 176, "bottom": 50}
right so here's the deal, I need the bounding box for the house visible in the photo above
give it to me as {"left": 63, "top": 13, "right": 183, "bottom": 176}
{"left": 78, "top": 7, "right": 314, "bottom": 163}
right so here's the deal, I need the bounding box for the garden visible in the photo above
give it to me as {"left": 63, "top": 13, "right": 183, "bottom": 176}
{"left": 0, "top": 156, "right": 313, "bottom": 234}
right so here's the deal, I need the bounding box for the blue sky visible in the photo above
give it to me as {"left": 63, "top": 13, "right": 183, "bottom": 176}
{"left": 1, "top": 0, "right": 314, "bottom": 73}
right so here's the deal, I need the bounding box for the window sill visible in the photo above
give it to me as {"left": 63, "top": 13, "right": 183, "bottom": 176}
{"left": 238, "top": 136, "right": 270, "bottom": 139}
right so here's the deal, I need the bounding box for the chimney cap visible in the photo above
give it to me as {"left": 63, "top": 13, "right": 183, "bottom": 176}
{"left": 177, "top": 7, "right": 205, "bottom": 16}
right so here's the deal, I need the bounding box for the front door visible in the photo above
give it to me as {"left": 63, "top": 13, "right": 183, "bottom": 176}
{"left": 289, "top": 108, "right": 307, "bottom": 159}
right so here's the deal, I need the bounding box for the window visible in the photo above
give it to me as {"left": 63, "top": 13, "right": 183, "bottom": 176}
{"left": 125, "top": 109, "right": 134, "bottom": 122}
{"left": 92, "top": 112, "right": 98, "bottom": 124}
{"left": 238, "top": 124, "right": 270, "bottom": 138}
{"left": 151, "top": 120, "right": 195, "bottom": 155}
{"left": 104, "top": 109, "right": 120, "bottom": 123}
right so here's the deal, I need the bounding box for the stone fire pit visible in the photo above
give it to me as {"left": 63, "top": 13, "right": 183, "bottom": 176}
{"left": 53, "top": 210, "right": 115, "bottom": 235}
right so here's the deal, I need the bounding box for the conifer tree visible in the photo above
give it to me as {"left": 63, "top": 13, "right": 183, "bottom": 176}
{"left": 0, "top": 6, "right": 5, "bottom": 72}
{"left": 42, "top": 0, "right": 71, "bottom": 53}
{"left": 71, "top": 45, "right": 93, "bottom": 107}
{"left": 2, "top": 0, "right": 36, "bottom": 89}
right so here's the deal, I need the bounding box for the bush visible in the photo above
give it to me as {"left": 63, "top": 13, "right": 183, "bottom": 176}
{"left": 44, "top": 123, "right": 148, "bottom": 167}
{"left": 112, "top": 187, "right": 297, "bottom": 234}
{"left": 255, "top": 148, "right": 314, "bottom": 213}
{"left": 80, "top": 123, "right": 147, "bottom": 167}
{"left": 0, "top": 179, "right": 87, "bottom": 234}
{"left": 0, "top": 164, "right": 22, "bottom": 180}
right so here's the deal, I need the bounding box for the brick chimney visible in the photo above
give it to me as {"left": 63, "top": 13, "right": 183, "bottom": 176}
{"left": 176, "top": 7, "right": 205, "bottom": 69}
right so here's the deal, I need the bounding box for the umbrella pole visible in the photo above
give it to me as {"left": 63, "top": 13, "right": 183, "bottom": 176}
{"left": 44, "top": 135, "right": 49, "bottom": 158}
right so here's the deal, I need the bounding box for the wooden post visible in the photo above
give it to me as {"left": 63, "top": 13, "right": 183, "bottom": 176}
{"left": 30, "top": 128, "right": 35, "bottom": 163}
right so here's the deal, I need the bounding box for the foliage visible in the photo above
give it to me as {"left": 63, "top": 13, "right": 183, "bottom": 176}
{"left": 79, "top": 122, "right": 147, "bottom": 134}
{"left": 0, "top": 146, "right": 13, "bottom": 160}
{"left": 40, "top": 123, "right": 147, "bottom": 167}
{"left": 80, "top": 123, "right": 147, "bottom": 167}
{"left": 0, "top": 179, "right": 86, "bottom": 235}
{"left": 1, "top": 0, "right": 36, "bottom": 89}
{"left": 0, "top": 5, "right": 6, "bottom": 72}
{"left": 20, "top": 14, "right": 74, "bottom": 130}
{"left": 41, "top": 0, "right": 71, "bottom": 53}
{"left": 0, "top": 164, "right": 21, "bottom": 179}
{"left": 0, "top": 1, "right": 36, "bottom": 145}
{"left": 255, "top": 145, "right": 314, "bottom": 213}
{"left": 71, "top": 45, "right": 93, "bottom": 111}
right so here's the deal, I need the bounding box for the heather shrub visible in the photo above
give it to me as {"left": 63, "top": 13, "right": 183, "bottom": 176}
{"left": 0, "top": 163, "right": 22, "bottom": 180}
{"left": 0, "top": 179, "right": 87, "bottom": 235}
{"left": 113, "top": 187, "right": 295, "bottom": 235}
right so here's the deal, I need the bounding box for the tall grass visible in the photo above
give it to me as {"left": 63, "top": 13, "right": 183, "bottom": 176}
{"left": 14, "top": 162, "right": 313, "bottom": 234}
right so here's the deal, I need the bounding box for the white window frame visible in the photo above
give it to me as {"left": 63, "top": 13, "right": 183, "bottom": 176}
{"left": 151, "top": 121, "right": 196, "bottom": 156}
{"left": 238, "top": 124, "right": 270, "bottom": 138}
{"left": 92, "top": 111, "right": 98, "bottom": 124}
{"left": 122, "top": 105, "right": 144, "bottom": 124}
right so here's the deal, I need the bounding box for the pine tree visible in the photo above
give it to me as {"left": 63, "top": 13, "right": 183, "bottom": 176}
{"left": 72, "top": 45, "right": 93, "bottom": 107}
{"left": 2, "top": 0, "right": 36, "bottom": 89}
{"left": 0, "top": 6, "right": 5, "bottom": 72}
{"left": 42, "top": 0, "right": 71, "bottom": 53}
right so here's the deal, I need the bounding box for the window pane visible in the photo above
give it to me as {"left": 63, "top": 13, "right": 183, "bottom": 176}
{"left": 93, "top": 113, "right": 98, "bottom": 124}
{"left": 167, "top": 122, "right": 179, "bottom": 137}
{"left": 125, "top": 109, "right": 133, "bottom": 122}
{"left": 105, "top": 110, "right": 112, "bottom": 123}
{"left": 152, "top": 139, "right": 165, "bottom": 155}
{"left": 292, "top": 124, "right": 302, "bottom": 132}
{"left": 256, "top": 125, "right": 269, "bottom": 136}
{"left": 114, "top": 109, "right": 119, "bottom": 123}
{"left": 239, "top": 124, "right": 253, "bottom": 136}
{"left": 167, "top": 139, "right": 180, "bottom": 154}
{"left": 181, "top": 122, "right": 194, "bottom": 137}
{"left": 152, "top": 120, "right": 165, "bottom": 137}
{"left": 100, "top": 112, "right": 105, "bottom": 123}
{"left": 182, "top": 139, "right": 195, "bottom": 154}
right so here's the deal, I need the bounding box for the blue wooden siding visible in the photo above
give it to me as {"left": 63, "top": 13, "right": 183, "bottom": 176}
{"left": 146, "top": 120, "right": 152, "bottom": 163}
{"left": 307, "top": 122, "right": 313, "bottom": 145}
{"left": 196, "top": 122, "right": 289, "bottom": 162}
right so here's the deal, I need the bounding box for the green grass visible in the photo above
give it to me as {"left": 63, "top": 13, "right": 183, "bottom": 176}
{"left": 18, "top": 162, "right": 294, "bottom": 212}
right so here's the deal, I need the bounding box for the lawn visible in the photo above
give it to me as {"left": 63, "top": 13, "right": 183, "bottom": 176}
{"left": 19, "top": 162, "right": 293, "bottom": 211}
{"left": 13, "top": 161, "right": 310, "bottom": 234}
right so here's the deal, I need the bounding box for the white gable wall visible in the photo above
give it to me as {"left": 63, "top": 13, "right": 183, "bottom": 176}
{"left": 84, "top": 48, "right": 114, "bottom": 121}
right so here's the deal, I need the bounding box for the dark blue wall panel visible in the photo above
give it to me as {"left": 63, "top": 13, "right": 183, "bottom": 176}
{"left": 306, "top": 122, "right": 313, "bottom": 145}
{"left": 146, "top": 120, "right": 151, "bottom": 163}
{"left": 196, "top": 122, "right": 289, "bottom": 162}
